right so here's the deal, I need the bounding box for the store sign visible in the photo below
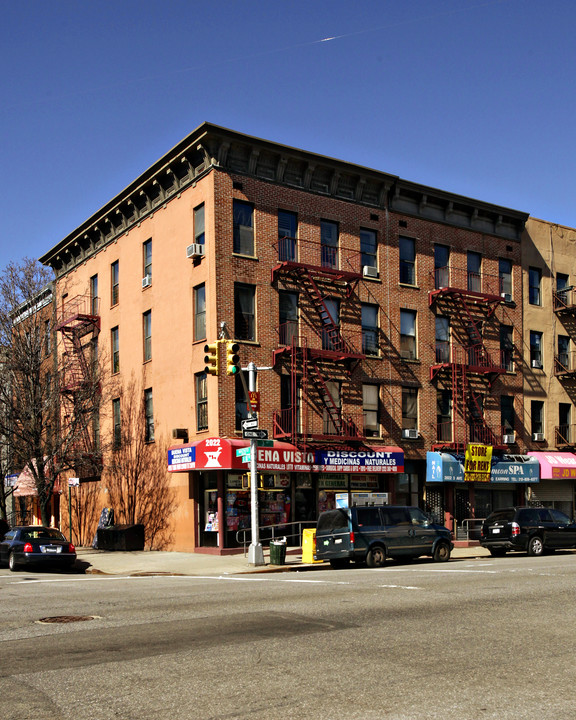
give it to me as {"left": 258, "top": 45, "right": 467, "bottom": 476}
{"left": 314, "top": 449, "right": 404, "bottom": 473}
{"left": 464, "top": 444, "right": 493, "bottom": 483}
{"left": 427, "top": 452, "right": 539, "bottom": 484}
{"left": 167, "top": 445, "right": 196, "bottom": 471}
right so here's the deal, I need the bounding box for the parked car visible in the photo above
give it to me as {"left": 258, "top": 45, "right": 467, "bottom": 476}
{"left": 480, "top": 506, "right": 576, "bottom": 556}
{"left": 315, "top": 505, "right": 453, "bottom": 568}
{"left": 0, "top": 526, "right": 76, "bottom": 572}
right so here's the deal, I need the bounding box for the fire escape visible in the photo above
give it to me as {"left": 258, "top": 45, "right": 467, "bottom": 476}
{"left": 271, "top": 236, "right": 366, "bottom": 450}
{"left": 55, "top": 294, "right": 101, "bottom": 479}
{"left": 429, "top": 266, "right": 507, "bottom": 452}
{"left": 553, "top": 285, "right": 576, "bottom": 448}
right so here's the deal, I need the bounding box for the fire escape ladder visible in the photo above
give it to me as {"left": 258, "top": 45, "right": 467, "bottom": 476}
{"left": 299, "top": 270, "right": 350, "bottom": 353}
{"left": 308, "top": 360, "right": 343, "bottom": 435}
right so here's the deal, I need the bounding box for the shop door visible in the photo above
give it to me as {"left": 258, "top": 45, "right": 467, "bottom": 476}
{"left": 455, "top": 488, "right": 471, "bottom": 540}
{"left": 426, "top": 487, "right": 445, "bottom": 526}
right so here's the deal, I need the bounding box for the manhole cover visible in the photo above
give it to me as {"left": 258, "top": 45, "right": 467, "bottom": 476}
{"left": 37, "top": 615, "right": 99, "bottom": 624}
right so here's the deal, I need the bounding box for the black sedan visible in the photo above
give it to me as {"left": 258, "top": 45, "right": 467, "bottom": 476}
{"left": 0, "top": 526, "right": 76, "bottom": 572}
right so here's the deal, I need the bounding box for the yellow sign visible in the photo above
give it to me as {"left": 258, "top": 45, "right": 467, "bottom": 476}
{"left": 464, "top": 444, "right": 492, "bottom": 483}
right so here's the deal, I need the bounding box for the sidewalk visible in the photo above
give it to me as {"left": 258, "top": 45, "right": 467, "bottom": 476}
{"left": 76, "top": 545, "right": 491, "bottom": 576}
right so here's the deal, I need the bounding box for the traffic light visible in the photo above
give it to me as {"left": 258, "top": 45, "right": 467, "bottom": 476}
{"left": 204, "top": 342, "right": 219, "bottom": 376}
{"left": 226, "top": 342, "right": 241, "bottom": 376}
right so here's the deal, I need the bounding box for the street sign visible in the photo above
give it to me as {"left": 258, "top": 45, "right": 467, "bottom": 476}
{"left": 4, "top": 474, "right": 18, "bottom": 487}
{"left": 68, "top": 477, "right": 80, "bottom": 487}
{"left": 257, "top": 440, "right": 274, "bottom": 447}
{"left": 241, "top": 417, "right": 259, "bottom": 430}
{"left": 247, "top": 391, "right": 260, "bottom": 412}
{"left": 236, "top": 447, "right": 251, "bottom": 457}
{"left": 243, "top": 429, "right": 269, "bottom": 440}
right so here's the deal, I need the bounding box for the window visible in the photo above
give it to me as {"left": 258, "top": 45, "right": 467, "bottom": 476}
{"left": 400, "top": 310, "right": 417, "bottom": 360}
{"left": 557, "top": 335, "right": 570, "bottom": 373}
{"left": 467, "top": 251, "right": 482, "bottom": 292}
{"left": 278, "top": 210, "right": 297, "bottom": 261}
{"left": 321, "top": 220, "right": 339, "bottom": 269}
{"left": 530, "top": 331, "right": 542, "bottom": 369}
{"left": 233, "top": 200, "right": 254, "bottom": 255}
{"left": 402, "top": 387, "right": 418, "bottom": 431}
{"left": 280, "top": 374, "right": 300, "bottom": 434}
{"left": 499, "top": 258, "right": 512, "bottom": 297}
{"left": 112, "top": 398, "right": 121, "bottom": 449}
{"left": 437, "top": 390, "right": 452, "bottom": 441}
{"left": 501, "top": 395, "right": 515, "bottom": 433}
{"left": 235, "top": 373, "right": 249, "bottom": 430}
{"left": 90, "top": 274, "right": 99, "bottom": 315}
{"left": 194, "top": 284, "right": 206, "bottom": 341}
{"left": 363, "top": 384, "right": 380, "bottom": 437}
{"left": 143, "top": 239, "right": 152, "bottom": 281}
{"left": 434, "top": 244, "right": 450, "bottom": 288}
{"left": 360, "top": 228, "right": 377, "bottom": 270}
{"left": 531, "top": 400, "right": 544, "bottom": 436}
{"left": 361, "top": 304, "right": 379, "bottom": 356}
{"left": 322, "top": 298, "right": 340, "bottom": 351}
{"left": 111, "top": 260, "right": 119, "bottom": 305}
{"left": 558, "top": 403, "right": 571, "bottom": 445}
{"left": 196, "top": 373, "right": 208, "bottom": 431}
{"left": 529, "top": 267, "right": 542, "bottom": 306}
{"left": 143, "top": 310, "right": 152, "bottom": 362}
{"left": 435, "top": 316, "right": 450, "bottom": 363}
{"left": 323, "top": 380, "right": 341, "bottom": 435}
{"left": 556, "top": 272, "right": 570, "bottom": 309}
{"left": 500, "top": 325, "right": 514, "bottom": 372}
{"left": 194, "top": 204, "right": 205, "bottom": 245}
{"left": 234, "top": 284, "right": 255, "bottom": 340}
{"left": 144, "top": 388, "right": 154, "bottom": 442}
{"left": 399, "top": 236, "right": 415, "bottom": 285}
{"left": 111, "top": 326, "right": 119, "bottom": 374}
{"left": 44, "top": 319, "right": 51, "bottom": 356}
{"left": 279, "top": 291, "right": 298, "bottom": 345}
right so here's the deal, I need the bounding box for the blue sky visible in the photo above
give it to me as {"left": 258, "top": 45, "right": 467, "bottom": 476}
{"left": 1, "top": 0, "right": 575, "bottom": 271}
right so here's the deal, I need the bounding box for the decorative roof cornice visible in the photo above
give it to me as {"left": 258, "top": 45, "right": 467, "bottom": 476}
{"left": 40, "top": 122, "right": 529, "bottom": 275}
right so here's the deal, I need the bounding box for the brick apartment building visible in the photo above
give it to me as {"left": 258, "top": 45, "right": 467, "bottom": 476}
{"left": 38, "top": 122, "right": 561, "bottom": 552}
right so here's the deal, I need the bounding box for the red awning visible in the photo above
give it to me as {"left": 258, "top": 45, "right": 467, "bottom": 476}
{"left": 13, "top": 459, "right": 60, "bottom": 497}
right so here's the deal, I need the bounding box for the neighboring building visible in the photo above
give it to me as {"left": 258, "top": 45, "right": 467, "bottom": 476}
{"left": 522, "top": 218, "right": 576, "bottom": 516}
{"left": 39, "top": 123, "right": 541, "bottom": 551}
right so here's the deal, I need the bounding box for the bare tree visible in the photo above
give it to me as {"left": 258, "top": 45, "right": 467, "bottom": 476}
{"left": 0, "top": 258, "right": 102, "bottom": 527}
{"left": 104, "top": 376, "right": 175, "bottom": 549}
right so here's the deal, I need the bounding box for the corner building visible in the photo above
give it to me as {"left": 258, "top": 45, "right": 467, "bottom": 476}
{"left": 40, "top": 123, "right": 531, "bottom": 552}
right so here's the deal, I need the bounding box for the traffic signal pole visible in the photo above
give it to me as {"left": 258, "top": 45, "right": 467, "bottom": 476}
{"left": 247, "top": 361, "right": 265, "bottom": 566}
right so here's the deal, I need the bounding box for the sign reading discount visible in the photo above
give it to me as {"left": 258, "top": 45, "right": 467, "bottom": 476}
{"left": 464, "top": 444, "right": 493, "bottom": 482}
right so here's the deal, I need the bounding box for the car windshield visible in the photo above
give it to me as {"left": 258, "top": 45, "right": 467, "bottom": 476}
{"left": 22, "top": 528, "right": 66, "bottom": 541}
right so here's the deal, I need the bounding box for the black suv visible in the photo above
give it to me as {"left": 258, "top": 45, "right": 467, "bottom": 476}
{"left": 315, "top": 505, "right": 453, "bottom": 568}
{"left": 480, "top": 506, "right": 576, "bottom": 557}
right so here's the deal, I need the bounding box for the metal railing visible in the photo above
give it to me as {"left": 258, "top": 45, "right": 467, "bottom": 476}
{"left": 457, "top": 517, "right": 486, "bottom": 541}
{"left": 235, "top": 520, "right": 316, "bottom": 557}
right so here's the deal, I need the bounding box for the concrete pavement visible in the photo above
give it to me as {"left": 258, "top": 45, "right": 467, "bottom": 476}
{"left": 76, "top": 544, "right": 491, "bottom": 576}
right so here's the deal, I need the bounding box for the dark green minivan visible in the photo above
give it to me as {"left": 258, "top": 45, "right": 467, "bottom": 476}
{"left": 315, "top": 505, "right": 453, "bottom": 568}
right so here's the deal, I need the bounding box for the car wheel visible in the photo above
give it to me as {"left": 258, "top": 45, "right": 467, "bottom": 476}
{"left": 8, "top": 552, "right": 19, "bottom": 572}
{"left": 433, "top": 542, "right": 451, "bottom": 562}
{"left": 366, "top": 545, "right": 386, "bottom": 568}
{"left": 329, "top": 558, "right": 350, "bottom": 570}
{"left": 489, "top": 548, "right": 506, "bottom": 557}
{"left": 527, "top": 536, "right": 544, "bottom": 557}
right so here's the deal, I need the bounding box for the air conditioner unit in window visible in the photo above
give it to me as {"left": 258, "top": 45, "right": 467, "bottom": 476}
{"left": 186, "top": 243, "right": 205, "bottom": 259}
{"left": 501, "top": 292, "right": 513, "bottom": 303}
{"left": 142, "top": 275, "right": 152, "bottom": 289}
{"left": 532, "top": 359, "right": 543, "bottom": 369}
{"left": 402, "top": 428, "right": 419, "bottom": 440}
{"left": 532, "top": 432, "right": 545, "bottom": 442}
{"left": 503, "top": 432, "right": 516, "bottom": 444}
{"left": 363, "top": 265, "right": 379, "bottom": 278}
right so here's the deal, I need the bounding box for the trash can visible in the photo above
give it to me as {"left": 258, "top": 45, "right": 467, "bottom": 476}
{"left": 302, "top": 528, "right": 323, "bottom": 563}
{"left": 269, "top": 538, "right": 287, "bottom": 565}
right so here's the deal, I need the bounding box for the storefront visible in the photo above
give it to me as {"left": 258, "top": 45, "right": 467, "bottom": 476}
{"left": 168, "top": 438, "right": 404, "bottom": 553}
{"left": 527, "top": 452, "right": 576, "bottom": 516}
{"left": 426, "top": 451, "right": 540, "bottom": 537}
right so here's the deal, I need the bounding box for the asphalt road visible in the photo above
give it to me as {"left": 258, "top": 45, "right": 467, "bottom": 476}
{"left": 1, "top": 553, "right": 575, "bottom": 720}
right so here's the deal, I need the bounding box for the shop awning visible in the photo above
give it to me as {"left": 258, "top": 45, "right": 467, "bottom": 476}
{"left": 168, "top": 439, "right": 404, "bottom": 474}
{"left": 13, "top": 459, "right": 60, "bottom": 497}
{"left": 426, "top": 452, "right": 539, "bottom": 483}
{"left": 527, "top": 452, "right": 576, "bottom": 480}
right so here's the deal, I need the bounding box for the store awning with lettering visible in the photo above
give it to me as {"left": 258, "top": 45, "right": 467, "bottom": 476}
{"left": 426, "top": 452, "right": 539, "bottom": 483}
{"left": 168, "top": 440, "right": 404, "bottom": 474}
{"left": 527, "top": 452, "right": 576, "bottom": 480}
